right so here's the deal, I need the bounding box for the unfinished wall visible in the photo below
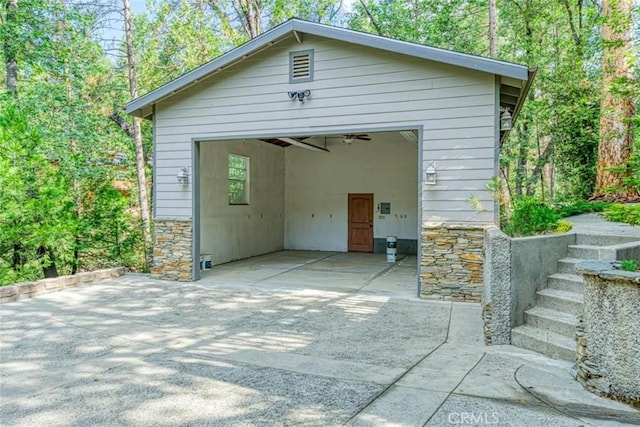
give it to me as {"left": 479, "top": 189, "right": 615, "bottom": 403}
{"left": 284, "top": 132, "right": 418, "bottom": 251}
{"left": 577, "top": 262, "right": 640, "bottom": 403}
{"left": 200, "top": 140, "right": 284, "bottom": 264}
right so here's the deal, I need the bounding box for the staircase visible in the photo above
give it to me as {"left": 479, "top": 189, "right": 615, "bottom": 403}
{"left": 511, "top": 234, "right": 635, "bottom": 361}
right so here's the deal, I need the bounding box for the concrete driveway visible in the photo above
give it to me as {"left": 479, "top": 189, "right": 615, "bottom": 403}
{"left": 1, "top": 251, "right": 638, "bottom": 426}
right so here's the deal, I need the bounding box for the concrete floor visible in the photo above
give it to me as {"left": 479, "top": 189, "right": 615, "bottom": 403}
{"left": 200, "top": 250, "right": 419, "bottom": 297}
{"left": 1, "top": 251, "right": 638, "bottom": 426}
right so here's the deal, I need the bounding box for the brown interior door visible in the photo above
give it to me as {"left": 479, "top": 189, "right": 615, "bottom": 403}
{"left": 348, "top": 193, "right": 374, "bottom": 252}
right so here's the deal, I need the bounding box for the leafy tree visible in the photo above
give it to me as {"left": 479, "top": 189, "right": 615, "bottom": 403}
{"left": 349, "top": 0, "right": 489, "bottom": 55}
{"left": 0, "top": 0, "right": 145, "bottom": 284}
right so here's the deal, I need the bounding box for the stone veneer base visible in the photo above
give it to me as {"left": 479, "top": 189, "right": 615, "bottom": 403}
{"left": 420, "top": 224, "right": 485, "bottom": 302}
{"left": 152, "top": 218, "right": 193, "bottom": 281}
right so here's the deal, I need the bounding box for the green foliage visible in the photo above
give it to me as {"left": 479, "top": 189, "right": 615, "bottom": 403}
{"left": 554, "top": 200, "right": 612, "bottom": 218}
{"left": 554, "top": 220, "right": 573, "bottom": 233}
{"left": 0, "top": 1, "right": 147, "bottom": 285}
{"left": 603, "top": 204, "right": 640, "bottom": 225}
{"left": 349, "top": 0, "right": 488, "bottom": 55}
{"left": 618, "top": 259, "right": 638, "bottom": 272}
{"left": 503, "top": 197, "right": 561, "bottom": 237}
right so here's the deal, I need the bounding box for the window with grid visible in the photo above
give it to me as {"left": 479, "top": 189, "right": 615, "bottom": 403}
{"left": 228, "top": 154, "right": 249, "bottom": 205}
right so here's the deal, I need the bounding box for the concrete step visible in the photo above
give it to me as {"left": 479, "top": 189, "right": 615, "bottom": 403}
{"left": 557, "top": 258, "right": 582, "bottom": 275}
{"left": 511, "top": 325, "right": 576, "bottom": 361}
{"left": 567, "top": 244, "right": 600, "bottom": 260}
{"left": 524, "top": 306, "right": 578, "bottom": 338}
{"left": 547, "top": 273, "right": 584, "bottom": 294}
{"left": 576, "top": 233, "right": 640, "bottom": 246}
{"left": 536, "top": 288, "right": 584, "bottom": 316}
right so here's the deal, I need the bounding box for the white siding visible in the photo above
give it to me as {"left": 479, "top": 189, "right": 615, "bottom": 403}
{"left": 154, "top": 34, "right": 496, "bottom": 225}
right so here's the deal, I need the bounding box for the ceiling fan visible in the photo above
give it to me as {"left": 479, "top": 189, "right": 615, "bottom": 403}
{"left": 340, "top": 134, "right": 371, "bottom": 144}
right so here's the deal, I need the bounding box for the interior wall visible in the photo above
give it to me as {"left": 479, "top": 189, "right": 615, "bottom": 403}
{"left": 200, "top": 140, "right": 284, "bottom": 264}
{"left": 284, "top": 132, "right": 418, "bottom": 251}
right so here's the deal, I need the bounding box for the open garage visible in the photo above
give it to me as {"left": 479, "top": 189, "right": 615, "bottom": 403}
{"left": 126, "top": 18, "right": 533, "bottom": 299}
{"left": 197, "top": 130, "right": 418, "bottom": 265}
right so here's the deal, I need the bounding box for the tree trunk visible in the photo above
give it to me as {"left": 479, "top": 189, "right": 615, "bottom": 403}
{"left": 38, "top": 246, "right": 58, "bottom": 278}
{"left": 123, "top": 0, "right": 152, "bottom": 261}
{"left": 594, "top": 0, "right": 636, "bottom": 200}
{"left": 488, "top": 0, "right": 498, "bottom": 57}
{"left": 515, "top": 130, "right": 527, "bottom": 197}
{"left": 4, "top": 0, "right": 18, "bottom": 97}
{"left": 237, "top": 0, "right": 262, "bottom": 38}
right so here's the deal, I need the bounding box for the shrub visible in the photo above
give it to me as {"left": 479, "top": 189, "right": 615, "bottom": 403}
{"left": 603, "top": 204, "right": 640, "bottom": 226}
{"left": 503, "top": 197, "right": 561, "bottom": 237}
{"left": 618, "top": 260, "right": 638, "bottom": 272}
{"left": 555, "top": 200, "right": 611, "bottom": 218}
{"left": 554, "top": 220, "right": 573, "bottom": 233}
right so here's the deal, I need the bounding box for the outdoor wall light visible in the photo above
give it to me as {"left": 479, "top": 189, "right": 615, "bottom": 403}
{"left": 288, "top": 89, "right": 311, "bottom": 102}
{"left": 500, "top": 108, "right": 512, "bottom": 131}
{"left": 177, "top": 166, "right": 189, "bottom": 186}
{"left": 342, "top": 136, "right": 354, "bottom": 144}
{"left": 425, "top": 162, "right": 437, "bottom": 185}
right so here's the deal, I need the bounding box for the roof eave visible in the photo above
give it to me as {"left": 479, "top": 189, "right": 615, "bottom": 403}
{"left": 291, "top": 20, "right": 529, "bottom": 80}
{"left": 125, "top": 21, "right": 296, "bottom": 117}
{"left": 500, "top": 67, "right": 537, "bottom": 146}
{"left": 126, "top": 19, "right": 531, "bottom": 118}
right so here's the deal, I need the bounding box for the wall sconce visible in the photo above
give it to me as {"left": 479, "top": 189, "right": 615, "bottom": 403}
{"left": 342, "top": 136, "right": 354, "bottom": 144}
{"left": 288, "top": 89, "right": 311, "bottom": 103}
{"left": 425, "top": 161, "right": 437, "bottom": 185}
{"left": 177, "top": 166, "right": 189, "bottom": 186}
{"left": 500, "top": 108, "right": 512, "bottom": 131}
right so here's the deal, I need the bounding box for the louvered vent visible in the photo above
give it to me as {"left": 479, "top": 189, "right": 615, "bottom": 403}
{"left": 289, "top": 50, "right": 314, "bottom": 83}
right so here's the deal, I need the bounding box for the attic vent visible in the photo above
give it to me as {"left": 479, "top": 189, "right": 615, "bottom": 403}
{"left": 289, "top": 50, "right": 314, "bottom": 83}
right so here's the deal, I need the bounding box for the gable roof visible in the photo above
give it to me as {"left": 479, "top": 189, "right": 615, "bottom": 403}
{"left": 126, "top": 18, "right": 534, "bottom": 119}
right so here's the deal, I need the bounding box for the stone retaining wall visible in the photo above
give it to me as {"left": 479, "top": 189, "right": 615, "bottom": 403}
{"left": 576, "top": 262, "right": 640, "bottom": 404}
{"left": 152, "top": 218, "right": 193, "bottom": 281}
{"left": 420, "top": 224, "right": 485, "bottom": 302}
{"left": 0, "top": 267, "right": 125, "bottom": 304}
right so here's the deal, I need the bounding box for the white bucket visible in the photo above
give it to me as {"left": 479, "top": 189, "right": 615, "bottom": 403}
{"left": 200, "top": 254, "right": 213, "bottom": 270}
{"left": 386, "top": 236, "right": 397, "bottom": 263}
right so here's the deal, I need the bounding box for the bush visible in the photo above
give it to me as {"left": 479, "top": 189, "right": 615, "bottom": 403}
{"left": 554, "top": 220, "right": 573, "bottom": 233}
{"left": 555, "top": 200, "right": 611, "bottom": 218}
{"left": 503, "top": 197, "right": 561, "bottom": 237}
{"left": 618, "top": 260, "right": 638, "bottom": 272}
{"left": 603, "top": 204, "right": 640, "bottom": 225}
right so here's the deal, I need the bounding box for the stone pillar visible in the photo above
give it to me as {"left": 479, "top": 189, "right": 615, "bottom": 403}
{"left": 152, "top": 218, "right": 193, "bottom": 281}
{"left": 482, "top": 227, "right": 512, "bottom": 345}
{"left": 420, "top": 224, "right": 485, "bottom": 302}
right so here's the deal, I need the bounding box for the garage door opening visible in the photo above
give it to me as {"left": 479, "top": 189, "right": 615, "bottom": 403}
{"left": 196, "top": 129, "right": 420, "bottom": 276}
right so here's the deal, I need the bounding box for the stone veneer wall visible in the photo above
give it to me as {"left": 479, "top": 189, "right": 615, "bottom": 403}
{"left": 420, "top": 224, "right": 485, "bottom": 302}
{"left": 152, "top": 219, "right": 193, "bottom": 281}
{"left": 575, "top": 262, "right": 640, "bottom": 405}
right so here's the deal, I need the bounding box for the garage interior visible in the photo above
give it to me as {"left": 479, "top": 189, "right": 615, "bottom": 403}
{"left": 198, "top": 130, "right": 419, "bottom": 267}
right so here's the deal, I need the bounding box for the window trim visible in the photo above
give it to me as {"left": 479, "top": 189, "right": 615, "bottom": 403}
{"left": 289, "top": 49, "right": 314, "bottom": 84}
{"left": 228, "top": 153, "right": 250, "bottom": 205}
